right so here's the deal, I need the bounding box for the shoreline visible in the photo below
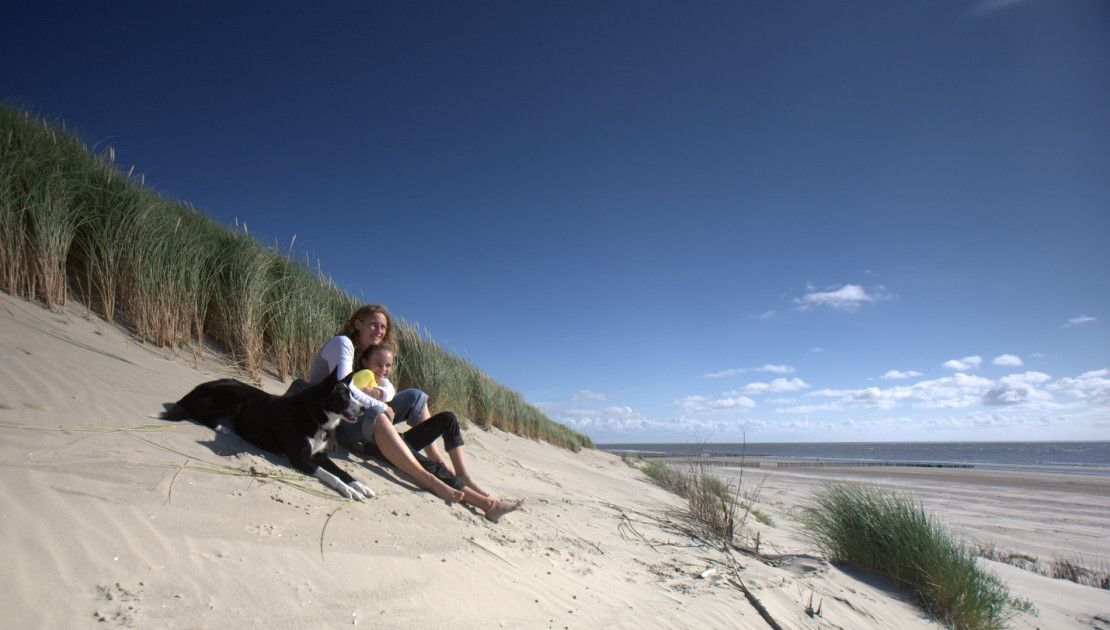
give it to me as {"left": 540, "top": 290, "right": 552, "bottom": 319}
{"left": 610, "top": 452, "right": 1110, "bottom": 479}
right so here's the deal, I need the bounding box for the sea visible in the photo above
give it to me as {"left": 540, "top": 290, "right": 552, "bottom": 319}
{"left": 599, "top": 441, "right": 1110, "bottom": 476}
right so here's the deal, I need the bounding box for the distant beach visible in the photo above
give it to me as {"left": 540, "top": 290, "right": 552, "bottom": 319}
{"left": 601, "top": 441, "right": 1110, "bottom": 476}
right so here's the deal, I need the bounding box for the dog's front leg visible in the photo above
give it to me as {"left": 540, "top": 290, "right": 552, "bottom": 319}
{"left": 313, "top": 468, "right": 369, "bottom": 501}
{"left": 318, "top": 456, "right": 375, "bottom": 499}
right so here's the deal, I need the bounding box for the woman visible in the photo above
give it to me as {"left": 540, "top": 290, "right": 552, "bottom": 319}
{"left": 307, "top": 304, "right": 463, "bottom": 504}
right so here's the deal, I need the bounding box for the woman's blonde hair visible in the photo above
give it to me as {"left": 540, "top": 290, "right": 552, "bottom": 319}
{"left": 340, "top": 304, "right": 395, "bottom": 348}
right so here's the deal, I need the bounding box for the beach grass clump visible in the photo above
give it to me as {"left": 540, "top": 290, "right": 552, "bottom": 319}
{"left": 638, "top": 459, "right": 762, "bottom": 544}
{"left": 0, "top": 104, "right": 594, "bottom": 452}
{"left": 801, "top": 482, "right": 1031, "bottom": 629}
{"left": 1049, "top": 557, "right": 1110, "bottom": 590}
{"left": 973, "top": 543, "right": 1109, "bottom": 589}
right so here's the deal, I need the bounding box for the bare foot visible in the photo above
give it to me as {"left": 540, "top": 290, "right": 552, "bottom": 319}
{"left": 458, "top": 475, "right": 490, "bottom": 497}
{"left": 484, "top": 498, "right": 524, "bottom": 523}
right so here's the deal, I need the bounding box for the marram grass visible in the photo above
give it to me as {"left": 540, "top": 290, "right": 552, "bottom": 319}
{"left": 801, "top": 482, "right": 1033, "bottom": 629}
{"left": 0, "top": 104, "right": 592, "bottom": 452}
{"left": 636, "top": 458, "right": 763, "bottom": 545}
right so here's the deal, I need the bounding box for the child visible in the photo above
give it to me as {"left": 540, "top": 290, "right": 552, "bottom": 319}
{"left": 356, "top": 344, "right": 523, "bottom": 522}
{"left": 356, "top": 344, "right": 396, "bottom": 403}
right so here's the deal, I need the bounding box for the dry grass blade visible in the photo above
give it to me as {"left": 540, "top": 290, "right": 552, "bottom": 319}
{"left": 729, "top": 565, "right": 784, "bottom": 630}
{"left": 466, "top": 537, "right": 520, "bottom": 569}
{"left": 128, "top": 433, "right": 341, "bottom": 500}
{"left": 0, "top": 420, "right": 180, "bottom": 433}
{"left": 165, "top": 457, "right": 190, "bottom": 505}
{"left": 319, "top": 501, "right": 352, "bottom": 561}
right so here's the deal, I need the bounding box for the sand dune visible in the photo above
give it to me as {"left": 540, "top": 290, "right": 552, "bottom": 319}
{"left": 1, "top": 291, "right": 1106, "bottom": 628}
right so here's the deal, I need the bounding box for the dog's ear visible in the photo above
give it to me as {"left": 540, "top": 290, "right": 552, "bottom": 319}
{"left": 340, "top": 370, "right": 354, "bottom": 385}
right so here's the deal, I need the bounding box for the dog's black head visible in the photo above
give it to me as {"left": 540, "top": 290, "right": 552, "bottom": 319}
{"left": 316, "top": 368, "right": 366, "bottom": 423}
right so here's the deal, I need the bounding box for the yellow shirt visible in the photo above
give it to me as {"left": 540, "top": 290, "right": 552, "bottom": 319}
{"left": 351, "top": 369, "right": 377, "bottom": 391}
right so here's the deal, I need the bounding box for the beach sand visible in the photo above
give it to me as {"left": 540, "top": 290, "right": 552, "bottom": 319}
{"left": 1, "top": 290, "right": 1107, "bottom": 628}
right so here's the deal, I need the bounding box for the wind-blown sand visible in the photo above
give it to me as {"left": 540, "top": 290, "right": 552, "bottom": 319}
{"left": 1, "top": 291, "right": 1107, "bottom": 628}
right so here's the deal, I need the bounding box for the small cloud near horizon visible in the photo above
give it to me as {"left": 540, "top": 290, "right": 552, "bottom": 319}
{"left": 571, "top": 389, "right": 607, "bottom": 403}
{"left": 1065, "top": 314, "right": 1097, "bottom": 327}
{"left": 703, "top": 363, "right": 795, "bottom": 379}
{"left": 676, "top": 394, "right": 757, "bottom": 413}
{"left": 793, "top": 284, "right": 892, "bottom": 312}
{"left": 943, "top": 356, "right": 983, "bottom": 372}
{"left": 728, "top": 377, "right": 810, "bottom": 395}
{"left": 992, "top": 354, "right": 1023, "bottom": 367}
{"left": 881, "top": 369, "right": 922, "bottom": 380}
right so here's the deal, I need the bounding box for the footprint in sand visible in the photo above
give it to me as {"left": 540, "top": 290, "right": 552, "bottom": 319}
{"left": 93, "top": 581, "right": 143, "bottom": 626}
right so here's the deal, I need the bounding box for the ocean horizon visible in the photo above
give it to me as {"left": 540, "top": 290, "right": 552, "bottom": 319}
{"left": 599, "top": 440, "right": 1110, "bottom": 472}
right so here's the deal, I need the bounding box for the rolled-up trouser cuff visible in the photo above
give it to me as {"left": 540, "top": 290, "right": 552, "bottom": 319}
{"left": 389, "top": 388, "right": 429, "bottom": 427}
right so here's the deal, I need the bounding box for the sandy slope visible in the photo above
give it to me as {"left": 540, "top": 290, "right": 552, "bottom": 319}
{"left": 0, "top": 291, "right": 1106, "bottom": 629}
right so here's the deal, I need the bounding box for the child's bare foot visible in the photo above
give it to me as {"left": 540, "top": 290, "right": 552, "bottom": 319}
{"left": 484, "top": 498, "right": 524, "bottom": 523}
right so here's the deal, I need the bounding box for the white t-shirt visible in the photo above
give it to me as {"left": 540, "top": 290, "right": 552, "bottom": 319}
{"left": 377, "top": 376, "right": 396, "bottom": 403}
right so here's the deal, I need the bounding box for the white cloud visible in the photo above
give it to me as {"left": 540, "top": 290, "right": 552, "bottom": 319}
{"left": 805, "top": 373, "right": 999, "bottom": 412}
{"left": 709, "top": 397, "right": 757, "bottom": 410}
{"left": 1051, "top": 369, "right": 1110, "bottom": 407}
{"left": 703, "top": 368, "right": 744, "bottom": 379}
{"left": 551, "top": 405, "right": 649, "bottom": 434}
{"left": 758, "top": 310, "right": 776, "bottom": 320}
{"left": 881, "top": 369, "right": 922, "bottom": 380}
{"left": 982, "top": 372, "right": 1054, "bottom": 407}
{"left": 1000, "top": 371, "right": 1052, "bottom": 385}
{"left": 810, "top": 347, "right": 824, "bottom": 353}
{"left": 729, "top": 377, "right": 811, "bottom": 395}
{"left": 776, "top": 403, "right": 842, "bottom": 414}
{"left": 943, "top": 356, "right": 983, "bottom": 372}
{"left": 992, "top": 354, "right": 1023, "bottom": 367}
{"left": 1065, "top": 314, "right": 1097, "bottom": 327}
{"left": 793, "top": 284, "right": 891, "bottom": 312}
{"left": 571, "top": 389, "right": 606, "bottom": 403}
{"left": 703, "top": 363, "right": 795, "bottom": 379}
{"left": 759, "top": 364, "right": 795, "bottom": 374}
{"left": 676, "top": 394, "right": 756, "bottom": 414}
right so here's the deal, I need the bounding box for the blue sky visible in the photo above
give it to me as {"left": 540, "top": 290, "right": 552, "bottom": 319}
{"left": 4, "top": 1, "right": 1108, "bottom": 443}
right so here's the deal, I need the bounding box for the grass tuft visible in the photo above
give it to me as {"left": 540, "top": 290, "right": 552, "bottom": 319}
{"left": 637, "top": 458, "right": 766, "bottom": 546}
{"left": 801, "top": 482, "right": 1033, "bottom": 629}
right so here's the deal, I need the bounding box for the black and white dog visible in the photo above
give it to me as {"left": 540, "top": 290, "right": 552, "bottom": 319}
{"left": 162, "top": 369, "right": 374, "bottom": 500}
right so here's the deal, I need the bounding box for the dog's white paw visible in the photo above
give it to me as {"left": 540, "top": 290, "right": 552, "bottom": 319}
{"left": 339, "top": 483, "right": 364, "bottom": 501}
{"left": 314, "top": 468, "right": 358, "bottom": 500}
{"left": 350, "top": 481, "right": 375, "bottom": 499}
